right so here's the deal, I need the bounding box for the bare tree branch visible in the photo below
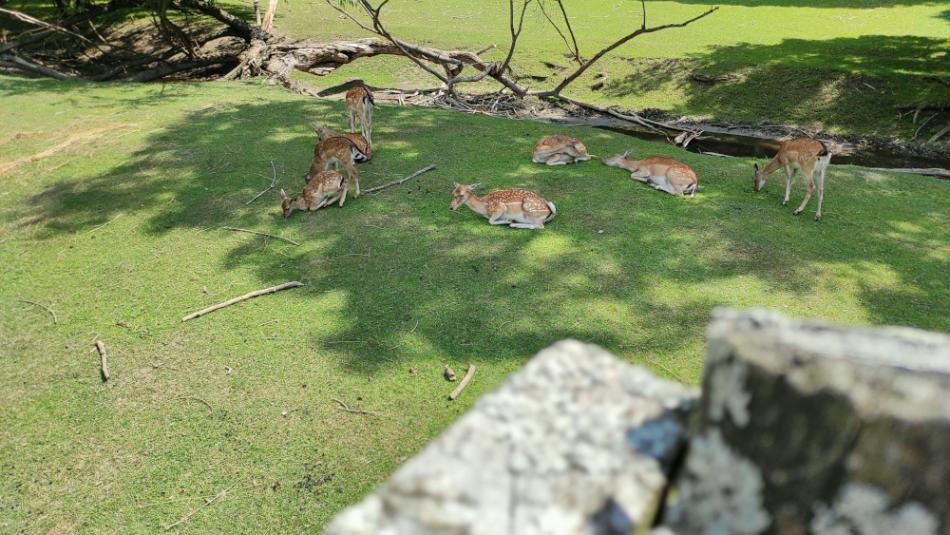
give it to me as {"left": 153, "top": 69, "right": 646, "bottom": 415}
{"left": 498, "top": 0, "right": 531, "bottom": 75}
{"left": 538, "top": 0, "right": 580, "bottom": 64}
{"left": 534, "top": 5, "right": 718, "bottom": 97}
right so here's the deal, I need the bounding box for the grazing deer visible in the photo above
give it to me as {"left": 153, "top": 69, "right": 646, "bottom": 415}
{"left": 307, "top": 136, "right": 369, "bottom": 197}
{"left": 532, "top": 135, "right": 592, "bottom": 166}
{"left": 450, "top": 183, "right": 556, "bottom": 229}
{"left": 313, "top": 123, "right": 372, "bottom": 161}
{"left": 345, "top": 81, "right": 374, "bottom": 145}
{"left": 753, "top": 137, "right": 831, "bottom": 221}
{"left": 280, "top": 170, "right": 346, "bottom": 217}
{"left": 602, "top": 151, "right": 699, "bottom": 197}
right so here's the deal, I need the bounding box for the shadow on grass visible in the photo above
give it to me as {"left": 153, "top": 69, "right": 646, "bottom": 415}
{"left": 7, "top": 77, "right": 950, "bottom": 374}
{"left": 671, "top": 0, "right": 945, "bottom": 7}
{"left": 605, "top": 35, "right": 950, "bottom": 136}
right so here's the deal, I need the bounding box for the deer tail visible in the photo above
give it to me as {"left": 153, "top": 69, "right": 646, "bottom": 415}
{"left": 545, "top": 201, "right": 557, "bottom": 223}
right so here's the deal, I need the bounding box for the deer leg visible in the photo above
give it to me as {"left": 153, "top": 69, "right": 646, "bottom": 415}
{"left": 814, "top": 161, "right": 828, "bottom": 221}
{"left": 545, "top": 153, "right": 573, "bottom": 166}
{"left": 630, "top": 169, "right": 651, "bottom": 183}
{"left": 488, "top": 208, "right": 512, "bottom": 225}
{"left": 782, "top": 165, "right": 795, "bottom": 206}
{"left": 364, "top": 105, "right": 373, "bottom": 145}
{"left": 793, "top": 177, "right": 815, "bottom": 216}
{"left": 509, "top": 222, "right": 544, "bottom": 229}
{"left": 346, "top": 162, "right": 360, "bottom": 197}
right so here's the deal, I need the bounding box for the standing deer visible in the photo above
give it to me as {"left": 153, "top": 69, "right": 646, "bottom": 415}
{"left": 753, "top": 138, "right": 831, "bottom": 221}
{"left": 450, "top": 183, "right": 556, "bottom": 229}
{"left": 280, "top": 170, "right": 346, "bottom": 217}
{"left": 307, "top": 136, "right": 369, "bottom": 198}
{"left": 532, "top": 135, "right": 592, "bottom": 166}
{"left": 345, "top": 81, "right": 374, "bottom": 145}
{"left": 312, "top": 123, "right": 372, "bottom": 161}
{"left": 602, "top": 151, "right": 699, "bottom": 197}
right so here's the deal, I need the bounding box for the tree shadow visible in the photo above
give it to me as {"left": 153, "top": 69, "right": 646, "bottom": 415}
{"left": 7, "top": 77, "right": 949, "bottom": 376}
{"left": 670, "top": 0, "right": 945, "bottom": 7}
{"left": 605, "top": 35, "right": 950, "bottom": 137}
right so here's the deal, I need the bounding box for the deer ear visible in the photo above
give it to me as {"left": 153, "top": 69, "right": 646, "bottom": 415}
{"left": 753, "top": 163, "right": 760, "bottom": 172}
{"left": 453, "top": 182, "right": 460, "bottom": 188}
{"left": 280, "top": 189, "right": 288, "bottom": 200}
{"left": 622, "top": 149, "right": 631, "bottom": 158}
{"left": 470, "top": 182, "right": 481, "bottom": 190}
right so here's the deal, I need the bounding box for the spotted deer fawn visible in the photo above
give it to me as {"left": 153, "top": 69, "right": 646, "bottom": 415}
{"left": 450, "top": 183, "right": 556, "bottom": 229}
{"left": 754, "top": 138, "right": 831, "bottom": 221}
{"left": 532, "top": 135, "right": 592, "bottom": 166}
{"left": 602, "top": 151, "right": 699, "bottom": 197}
{"left": 312, "top": 123, "right": 372, "bottom": 161}
{"left": 307, "top": 135, "right": 369, "bottom": 198}
{"left": 345, "top": 81, "right": 374, "bottom": 145}
{"left": 281, "top": 170, "right": 346, "bottom": 217}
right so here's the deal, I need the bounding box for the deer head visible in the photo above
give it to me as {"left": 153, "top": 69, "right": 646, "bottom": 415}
{"left": 753, "top": 163, "right": 767, "bottom": 192}
{"left": 450, "top": 183, "right": 480, "bottom": 210}
{"left": 280, "top": 189, "right": 295, "bottom": 219}
{"left": 601, "top": 150, "right": 631, "bottom": 168}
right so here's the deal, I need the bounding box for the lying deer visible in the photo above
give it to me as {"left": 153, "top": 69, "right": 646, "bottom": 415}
{"left": 281, "top": 170, "right": 346, "bottom": 217}
{"left": 602, "top": 151, "right": 699, "bottom": 197}
{"left": 450, "top": 183, "right": 556, "bottom": 230}
{"left": 313, "top": 123, "right": 372, "bottom": 161}
{"left": 307, "top": 135, "right": 369, "bottom": 198}
{"left": 532, "top": 135, "right": 592, "bottom": 166}
{"left": 753, "top": 137, "right": 831, "bottom": 221}
{"left": 345, "top": 81, "right": 374, "bottom": 145}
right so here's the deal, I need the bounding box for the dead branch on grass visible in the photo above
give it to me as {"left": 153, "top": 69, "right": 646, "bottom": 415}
{"left": 19, "top": 299, "right": 58, "bottom": 324}
{"left": 181, "top": 281, "right": 304, "bottom": 321}
{"left": 177, "top": 396, "right": 213, "bottom": 416}
{"left": 331, "top": 398, "right": 379, "bottom": 416}
{"left": 449, "top": 364, "right": 476, "bottom": 400}
{"left": 246, "top": 161, "right": 279, "bottom": 204}
{"left": 363, "top": 165, "right": 436, "bottom": 194}
{"left": 162, "top": 483, "right": 237, "bottom": 531}
{"left": 95, "top": 341, "right": 110, "bottom": 381}
{"left": 222, "top": 227, "right": 300, "bottom": 246}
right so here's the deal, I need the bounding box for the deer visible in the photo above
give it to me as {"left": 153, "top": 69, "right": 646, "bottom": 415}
{"left": 280, "top": 170, "right": 346, "bottom": 217}
{"left": 345, "top": 80, "right": 374, "bottom": 145}
{"left": 753, "top": 137, "right": 831, "bottom": 221}
{"left": 312, "top": 123, "right": 372, "bottom": 161}
{"left": 306, "top": 135, "right": 369, "bottom": 198}
{"left": 450, "top": 183, "right": 556, "bottom": 230}
{"left": 532, "top": 135, "right": 592, "bottom": 166}
{"left": 602, "top": 151, "right": 699, "bottom": 197}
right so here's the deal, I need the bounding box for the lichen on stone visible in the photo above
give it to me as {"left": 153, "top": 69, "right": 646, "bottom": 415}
{"left": 810, "top": 483, "right": 938, "bottom": 535}
{"left": 706, "top": 361, "right": 751, "bottom": 427}
{"left": 665, "top": 429, "right": 769, "bottom": 535}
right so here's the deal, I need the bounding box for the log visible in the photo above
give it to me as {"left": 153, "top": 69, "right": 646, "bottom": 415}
{"left": 663, "top": 309, "right": 950, "bottom": 534}
{"left": 181, "top": 281, "right": 304, "bottom": 321}
{"left": 448, "top": 364, "right": 475, "bottom": 400}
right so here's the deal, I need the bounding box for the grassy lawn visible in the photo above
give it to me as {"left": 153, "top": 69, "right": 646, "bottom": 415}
{"left": 1, "top": 76, "right": 949, "bottom": 533}
{"left": 223, "top": 0, "right": 950, "bottom": 141}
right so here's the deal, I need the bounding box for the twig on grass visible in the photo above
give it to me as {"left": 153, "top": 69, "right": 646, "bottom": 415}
{"left": 246, "top": 161, "right": 278, "bottom": 205}
{"left": 449, "top": 364, "right": 476, "bottom": 400}
{"left": 178, "top": 396, "right": 213, "bottom": 416}
{"left": 86, "top": 213, "right": 123, "bottom": 234}
{"left": 19, "top": 299, "right": 57, "bottom": 324}
{"left": 181, "top": 281, "right": 304, "bottom": 322}
{"left": 331, "top": 398, "right": 379, "bottom": 416}
{"left": 162, "top": 483, "right": 238, "bottom": 531}
{"left": 364, "top": 165, "right": 436, "bottom": 194}
{"left": 95, "top": 341, "right": 109, "bottom": 382}
{"left": 222, "top": 227, "right": 300, "bottom": 246}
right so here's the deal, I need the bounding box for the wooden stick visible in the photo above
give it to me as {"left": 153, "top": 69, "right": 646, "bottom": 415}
{"left": 449, "top": 364, "right": 476, "bottom": 400}
{"left": 331, "top": 398, "right": 379, "bottom": 416}
{"left": 364, "top": 165, "right": 436, "bottom": 194}
{"left": 222, "top": 227, "right": 300, "bottom": 246}
{"left": 163, "top": 483, "right": 237, "bottom": 531}
{"left": 178, "top": 396, "right": 213, "bottom": 416}
{"left": 181, "top": 281, "right": 304, "bottom": 322}
{"left": 19, "top": 299, "right": 57, "bottom": 324}
{"left": 95, "top": 341, "right": 110, "bottom": 382}
{"left": 246, "top": 161, "right": 278, "bottom": 205}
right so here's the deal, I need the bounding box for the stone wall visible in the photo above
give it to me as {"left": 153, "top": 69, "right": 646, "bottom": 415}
{"left": 325, "top": 310, "right": 950, "bottom": 534}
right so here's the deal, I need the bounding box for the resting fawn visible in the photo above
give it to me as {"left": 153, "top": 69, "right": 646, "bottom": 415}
{"left": 532, "top": 135, "right": 592, "bottom": 166}
{"left": 307, "top": 136, "right": 369, "bottom": 198}
{"left": 450, "top": 183, "right": 556, "bottom": 230}
{"left": 281, "top": 170, "right": 346, "bottom": 217}
{"left": 345, "top": 81, "right": 374, "bottom": 145}
{"left": 602, "top": 151, "right": 699, "bottom": 197}
{"left": 753, "top": 137, "right": 831, "bottom": 221}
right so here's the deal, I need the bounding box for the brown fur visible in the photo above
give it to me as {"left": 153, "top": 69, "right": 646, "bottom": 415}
{"left": 345, "top": 83, "right": 374, "bottom": 145}
{"left": 532, "top": 135, "right": 592, "bottom": 166}
{"left": 315, "top": 125, "right": 372, "bottom": 161}
{"left": 307, "top": 136, "right": 367, "bottom": 197}
{"left": 754, "top": 137, "right": 832, "bottom": 220}
{"left": 450, "top": 183, "right": 556, "bottom": 229}
{"left": 602, "top": 152, "right": 699, "bottom": 197}
{"left": 281, "top": 170, "right": 346, "bottom": 217}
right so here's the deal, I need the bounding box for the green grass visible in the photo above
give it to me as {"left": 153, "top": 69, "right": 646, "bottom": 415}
{"left": 224, "top": 0, "right": 950, "bottom": 140}
{"left": 1, "top": 76, "right": 948, "bottom": 534}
